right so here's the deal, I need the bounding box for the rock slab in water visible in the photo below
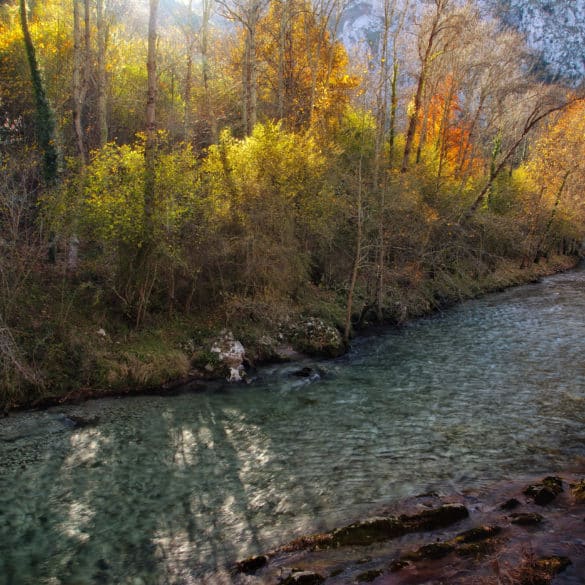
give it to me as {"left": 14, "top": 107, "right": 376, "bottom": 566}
{"left": 287, "top": 503, "right": 470, "bottom": 549}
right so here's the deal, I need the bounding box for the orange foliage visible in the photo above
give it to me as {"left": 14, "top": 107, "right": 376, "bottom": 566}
{"left": 419, "top": 74, "right": 482, "bottom": 178}
{"left": 256, "top": 0, "right": 360, "bottom": 131}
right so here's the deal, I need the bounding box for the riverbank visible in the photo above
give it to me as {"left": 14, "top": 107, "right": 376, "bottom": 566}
{"left": 232, "top": 473, "right": 585, "bottom": 584}
{"left": 1, "top": 253, "right": 579, "bottom": 413}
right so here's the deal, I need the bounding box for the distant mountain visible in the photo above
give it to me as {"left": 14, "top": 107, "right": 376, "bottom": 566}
{"left": 338, "top": 0, "right": 585, "bottom": 84}
{"left": 487, "top": 0, "right": 585, "bottom": 82}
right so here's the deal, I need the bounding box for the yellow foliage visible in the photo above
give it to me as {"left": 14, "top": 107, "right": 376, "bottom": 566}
{"left": 524, "top": 99, "right": 585, "bottom": 222}
{"left": 255, "top": 0, "right": 360, "bottom": 131}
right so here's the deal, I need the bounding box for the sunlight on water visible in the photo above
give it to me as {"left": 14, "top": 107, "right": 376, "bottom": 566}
{"left": 1, "top": 269, "right": 585, "bottom": 584}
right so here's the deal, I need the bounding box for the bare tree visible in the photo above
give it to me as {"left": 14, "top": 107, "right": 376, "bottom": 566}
{"left": 96, "top": 0, "right": 109, "bottom": 146}
{"left": 464, "top": 91, "right": 580, "bottom": 219}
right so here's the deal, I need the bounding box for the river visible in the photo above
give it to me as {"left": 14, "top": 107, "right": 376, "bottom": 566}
{"left": 1, "top": 268, "right": 585, "bottom": 585}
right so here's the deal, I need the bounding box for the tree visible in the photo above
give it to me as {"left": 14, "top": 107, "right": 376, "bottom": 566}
{"left": 256, "top": 0, "right": 357, "bottom": 130}
{"left": 520, "top": 99, "right": 585, "bottom": 262}
{"left": 96, "top": 0, "right": 108, "bottom": 146}
{"left": 72, "top": 0, "right": 90, "bottom": 165}
{"left": 217, "top": 0, "right": 269, "bottom": 135}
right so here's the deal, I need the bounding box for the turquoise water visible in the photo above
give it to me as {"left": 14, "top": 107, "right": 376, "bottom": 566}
{"left": 1, "top": 268, "right": 585, "bottom": 584}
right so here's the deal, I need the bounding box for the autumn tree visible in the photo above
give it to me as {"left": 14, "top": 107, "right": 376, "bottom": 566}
{"left": 520, "top": 99, "right": 585, "bottom": 262}
{"left": 400, "top": 0, "right": 456, "bottom": 173}
{"left": 255, "top": 0, "right": 357, "bottom": 130}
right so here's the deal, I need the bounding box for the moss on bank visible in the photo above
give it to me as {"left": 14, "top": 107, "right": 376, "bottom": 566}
{"left": 1, "top": 253, "right": 579, "bottom": 411}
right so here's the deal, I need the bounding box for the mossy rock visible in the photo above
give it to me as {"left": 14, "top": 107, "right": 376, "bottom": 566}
{"left": 534, "top": 556, "right": 571, "bottom": 575}
{"left": 286, "top": 317, "right": 345, "bottom": 358}
{"left": 523, "top": 476, "right": 563, "bottom": 506}
{"left": 453, "top": 525, "right": 501, "bottom": 544}
{"left": 513, "top": 556, "right": 572, "bottom": 585}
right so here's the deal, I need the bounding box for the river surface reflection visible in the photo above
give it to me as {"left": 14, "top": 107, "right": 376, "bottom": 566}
{"left": 1, "top": 268, "right": 585, "bottom": 584}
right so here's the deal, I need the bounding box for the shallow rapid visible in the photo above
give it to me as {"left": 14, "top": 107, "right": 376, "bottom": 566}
{"left": 1, "top": 268, "right": 585, "bottom": 584}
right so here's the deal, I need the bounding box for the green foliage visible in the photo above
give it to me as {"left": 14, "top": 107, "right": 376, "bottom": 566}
{"left": 202, "top": 122, "right": 335, "bottom": 297}
{"left": 45, "top": 138, "right": 201, "bottom": 250}
{"left": 334, "top": 107, "right": 377, "bottom": 167}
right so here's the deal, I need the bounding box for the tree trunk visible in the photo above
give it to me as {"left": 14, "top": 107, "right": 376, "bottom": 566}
{"left": 201, "top": 0, "right": 216, "bottom": 143}
{"left": 73, "top": 0, "right": 87, "bottom": 165}
{"left": 19, "top": 0, "right": 60, "bottom": 184}
{"left": 277, "top": 0, "right": 288, "bottom": 120}
{"left": 344, "top": 182, "right": 362, "bottom": 344}
{"left": 373, "top": 0, "right": 392, "bottom": 321}
{"left": 248, "top": 24, "right": 257, "bottom": 133}
{"left": 183, "top": 0, "right": 194, "bottom": 141}
{"left": 144, "top": 0, "right": 158, "bottom": 231}
{"left": 96, "top": 0, "right": 108, "bottom": 146}
{"left": 388, "top": 0, "right": 409, "bottom": 160}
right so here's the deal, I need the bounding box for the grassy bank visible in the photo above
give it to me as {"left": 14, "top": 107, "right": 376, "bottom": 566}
{"left": 1, "top": 252, "right": 578, "bottom": 412}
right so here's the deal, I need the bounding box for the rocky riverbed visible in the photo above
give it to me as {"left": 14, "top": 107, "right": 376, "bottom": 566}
{"left": 233, "top": 474, "right": 585, "bottom": 584}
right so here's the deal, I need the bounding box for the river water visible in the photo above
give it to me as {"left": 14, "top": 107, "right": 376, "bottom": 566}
{"left": 1, "top": 268, "right": 585, "bottom": 584}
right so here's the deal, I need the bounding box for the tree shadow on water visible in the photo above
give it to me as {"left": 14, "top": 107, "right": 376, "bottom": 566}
{"left": 0, "top": 392, "right": 331, "bottom": 585}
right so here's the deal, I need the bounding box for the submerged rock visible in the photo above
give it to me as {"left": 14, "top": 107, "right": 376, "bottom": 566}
{"left": 523, "top": 476, "right": 563, "bottom": 506}
{"left": 279, "top": 570, "right": 325, "bottom": 585}
{"left": 512, "top": 555, "right": 572, "bottom": 585}
{"left": 236, "top": 554, "right": 268, "bottom": 574}
{"left": 389, "top": 559, "right": 411, "bottom": 572}
{"left": 409, "top": 541, "right": 455, "bottom": 560}
{"left": 501, "top": 498, "right": 521, "bottom": 510}
{"left": 355, "top": 568, "right": 383, "bottom": 582}
{"left": 510, "top": 512, "right": 544, "bottom": 526}
{"left": 291, "top": 366, "right": 319, "bottom": 378}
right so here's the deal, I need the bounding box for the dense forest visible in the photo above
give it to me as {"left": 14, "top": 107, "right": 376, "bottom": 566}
{"left": 1, "top": 0, "right": 584, "bottom": 407}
